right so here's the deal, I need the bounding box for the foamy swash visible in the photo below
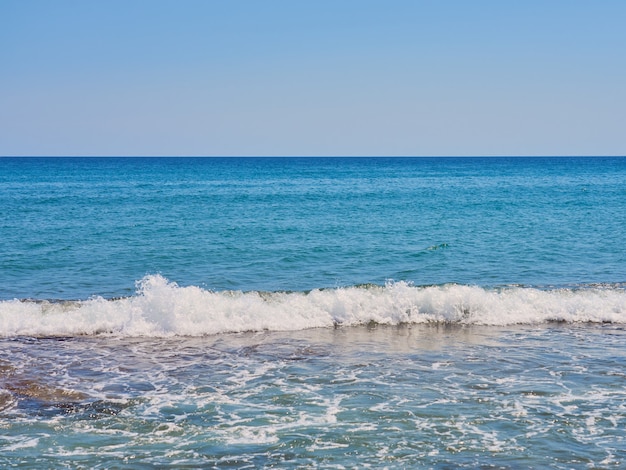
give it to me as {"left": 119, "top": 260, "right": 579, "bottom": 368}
{"left": 1, "top": 275, "right": 625, "bottom": 337}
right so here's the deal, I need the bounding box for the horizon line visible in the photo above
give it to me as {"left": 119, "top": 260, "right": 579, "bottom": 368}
{"left": 2, "top": 155, "right": 625, "bottom": 158}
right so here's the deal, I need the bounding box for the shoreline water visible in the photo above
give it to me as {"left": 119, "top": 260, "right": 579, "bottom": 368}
{"left": 2, "top": 323, "right": 626, "bottom": 467}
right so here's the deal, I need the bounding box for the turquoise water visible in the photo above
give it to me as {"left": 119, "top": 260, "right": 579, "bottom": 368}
{"left": 2, "top": 157, "right": 625, "bottom": 300}
{"left": 1, "top": 157, "right": 626, "bottom": 467}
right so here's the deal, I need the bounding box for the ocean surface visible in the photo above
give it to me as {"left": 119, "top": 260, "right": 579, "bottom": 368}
{"left": 1, "top": 156, "right": 626, "bottom": 468}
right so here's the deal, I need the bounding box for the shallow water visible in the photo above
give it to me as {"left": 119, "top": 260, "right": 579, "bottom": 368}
{"left": 2, "top": 324, "right": 626, "bottom": 468}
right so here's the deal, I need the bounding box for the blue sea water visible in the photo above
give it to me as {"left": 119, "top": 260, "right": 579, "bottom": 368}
{"left": 1, "top": 156, "right": 626, "bottom": 468}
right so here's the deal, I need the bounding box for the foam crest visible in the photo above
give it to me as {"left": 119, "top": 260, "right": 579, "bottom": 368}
{"left": 1, "top": 275, "right": 625, "bottom": 337}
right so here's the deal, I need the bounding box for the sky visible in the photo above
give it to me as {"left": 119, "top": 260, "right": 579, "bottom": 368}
{"left": 1, "top": 0, "right": 625, "bottom": 156}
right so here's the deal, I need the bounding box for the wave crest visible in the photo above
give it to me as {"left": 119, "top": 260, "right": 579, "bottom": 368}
{"left": 1, "top": 275, "right": 626, "bottom": 337}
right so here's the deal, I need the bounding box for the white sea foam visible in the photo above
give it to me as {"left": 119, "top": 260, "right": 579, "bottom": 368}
{"left": 1, "top": 275, "right": 625, "bottom": 337}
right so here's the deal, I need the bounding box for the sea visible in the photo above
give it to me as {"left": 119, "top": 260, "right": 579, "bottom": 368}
{"left": 1, "top": 156, "right": 626, "bottom": 468}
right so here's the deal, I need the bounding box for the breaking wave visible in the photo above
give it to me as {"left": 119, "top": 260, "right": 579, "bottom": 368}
{"left": 1, "top": 275, "right": 626, "bottom": 337}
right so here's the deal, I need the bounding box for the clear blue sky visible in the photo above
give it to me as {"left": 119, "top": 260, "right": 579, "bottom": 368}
{"left": 1, "top": 0, "right": 624, "bottom": 156}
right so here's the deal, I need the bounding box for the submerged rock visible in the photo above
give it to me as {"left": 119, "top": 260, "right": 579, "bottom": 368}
{"left": 4, "top": 379, "right": 88, "bottom": 403}
{"left": 0, "top": 389, "right": 16, "bottom": 412}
